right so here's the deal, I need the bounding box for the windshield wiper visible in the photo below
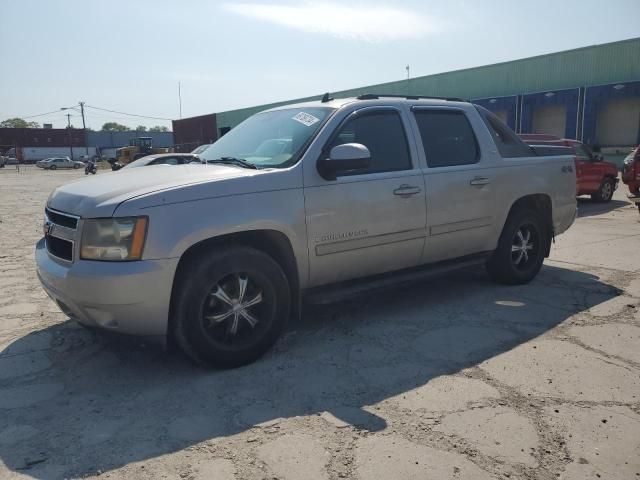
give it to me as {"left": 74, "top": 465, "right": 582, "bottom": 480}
{"left": 206, "top": 157, "right": 258, "bottom": 169}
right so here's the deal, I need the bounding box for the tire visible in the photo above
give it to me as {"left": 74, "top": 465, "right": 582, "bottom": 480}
{"left": 172, "top": 246, "right": 291, "bottom": 368}
{"left": 486, "top": 209, "right": 548, "bottom": 285}
{"left": 49, "top": 165, "right": 56, "bottom": 170}
{"left": 592, "top": 178, "right": 614, "bottom": 202}
{"left": 74, "top": 164, "right": 80, "bottom": 169}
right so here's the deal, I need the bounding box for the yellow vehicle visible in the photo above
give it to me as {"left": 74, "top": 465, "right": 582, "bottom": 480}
{"left": 116, "top": 137, "right": 170, "bottom": 165}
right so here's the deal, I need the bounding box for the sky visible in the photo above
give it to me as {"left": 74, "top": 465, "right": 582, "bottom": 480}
{"left": 0, "top": 0, "right": 639, "bottom": 130}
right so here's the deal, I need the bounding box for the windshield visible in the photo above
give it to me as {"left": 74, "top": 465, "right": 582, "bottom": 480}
{"left": 200, "top": 107, "right": 333, "bottom": 168}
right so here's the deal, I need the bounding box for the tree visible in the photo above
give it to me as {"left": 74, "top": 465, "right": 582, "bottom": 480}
{"left": 149, "top": 125, "right": 169, "bottom": 132}
{"left": 0, "top": 118, "right": 40, "bottom": 128}
{"left": 101, "top": 122, "right": 129, "bottom": 132}
{"left": 135, "top": 125, "right": 147, "bottom": 132}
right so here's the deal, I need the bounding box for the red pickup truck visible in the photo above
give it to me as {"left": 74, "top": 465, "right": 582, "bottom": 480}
{"left": 622, "top": 145, "right": 640, "bottom": 212}
{"left": 520, "top": 134, "right": 619, "bottom": 202}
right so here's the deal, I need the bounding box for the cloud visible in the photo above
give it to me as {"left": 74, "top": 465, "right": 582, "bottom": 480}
{"left": 222, "top": 2, "right": 441, "bottom": 42}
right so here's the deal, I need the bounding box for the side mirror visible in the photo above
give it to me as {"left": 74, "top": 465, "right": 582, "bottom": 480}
{"left": 592, "top": 154, "right": 603, "bottom": 162}
{"left": 317, "top": 143, "right": 371, "bottom": 180}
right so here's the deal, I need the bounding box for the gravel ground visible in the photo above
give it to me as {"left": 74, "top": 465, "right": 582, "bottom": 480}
{"left": 0, "top": 166, "right": 639, "bottom": 480}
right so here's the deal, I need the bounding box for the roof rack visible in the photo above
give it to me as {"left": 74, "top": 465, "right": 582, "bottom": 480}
{"left": 321, "top": 92, "right": 334, "bottom": 103}
{"left": 356, "top": 93, "right": 466, "bottom": 102}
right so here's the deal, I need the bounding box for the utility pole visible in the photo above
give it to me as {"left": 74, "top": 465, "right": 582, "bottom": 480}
{"left": 66, "top": 113, "right": 74, "bottom": 160}
{"left": 406, "top": 65, "right": 411, "bottom": 95}
{"left": 79, "top": 101, "right": 89, "bottom": 156}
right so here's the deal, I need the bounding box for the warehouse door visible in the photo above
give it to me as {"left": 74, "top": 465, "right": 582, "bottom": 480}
{"left": 595, "top": 97, "right": 640, "bottom": 147}
{"left": 532, "top": 105, "right": 566, "bottom": 137}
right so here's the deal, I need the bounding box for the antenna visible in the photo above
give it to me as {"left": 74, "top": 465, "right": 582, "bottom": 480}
{"left": 321, "top": 92, "right": 333, "bottom": 103}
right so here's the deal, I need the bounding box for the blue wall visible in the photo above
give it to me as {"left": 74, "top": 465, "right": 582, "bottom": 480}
{"left": 520, "top": 88, "right": 581, "bottom": 139}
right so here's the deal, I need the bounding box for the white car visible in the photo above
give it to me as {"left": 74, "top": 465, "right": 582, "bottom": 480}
{"left": 122, "top": 153, "right": 202, "bottom": 169}
{"left": 36, "top": 157, "right": 84, "bottom": 170}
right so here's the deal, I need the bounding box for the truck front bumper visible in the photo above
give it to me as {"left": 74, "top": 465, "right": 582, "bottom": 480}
{"left": 35, "top": 238, "right": 179, "bottom": 336}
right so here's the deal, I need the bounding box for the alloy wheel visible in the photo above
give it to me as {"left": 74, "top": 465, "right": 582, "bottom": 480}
{"left": 201, "top": 273, "right": 269, "bottom": 348}
{"left": 511, "top": 225, "right": 538, "bottom": 270}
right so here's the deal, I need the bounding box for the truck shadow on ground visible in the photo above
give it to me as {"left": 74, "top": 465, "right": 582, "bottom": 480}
{"left": 0, "top": 265, "right": 620, "bottom": 479}
{"left": 576, "top": 197, "right": 631, "bottom": 218}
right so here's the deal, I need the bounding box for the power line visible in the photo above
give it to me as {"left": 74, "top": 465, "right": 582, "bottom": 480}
{"left": 19, "top": 109, "right": 65, "bottom": 119}
{"left": 2, "top": 107, "right": 80, "bottom": 120}
{"left": 85, "top": 105, "right": 173, "bottom": 121}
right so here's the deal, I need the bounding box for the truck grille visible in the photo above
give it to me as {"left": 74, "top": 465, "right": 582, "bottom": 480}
{"left": 45, "top": 207, "right": 78, "bottom": 229}
{"left": 46, "top": 235, "right": 73, "bottom": 261}
{"left": 44, "top": 207, "right": 79, "bottom": 262}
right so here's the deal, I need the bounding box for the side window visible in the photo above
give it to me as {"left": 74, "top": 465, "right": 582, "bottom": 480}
{"left": 326, "top": 110, "right": 411, "bottom": 174}
{"left": 573, "top": 144, "right": 591, "bottom": 161}
{"left": 413, "top": 110, "right": 479, "bottom": 167}
{"left": 475, "top": 105, "right": 532, "bottom": 158}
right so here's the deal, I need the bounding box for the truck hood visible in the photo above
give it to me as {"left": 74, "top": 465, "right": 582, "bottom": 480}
{"left": 47, "top": 164, "right": 258, "bottom": 217}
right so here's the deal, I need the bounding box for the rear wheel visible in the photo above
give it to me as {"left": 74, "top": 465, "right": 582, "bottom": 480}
{"left": 486, "top": 209, "right": 547, "bottom": 285}
{"left": 172, "top": 246, "right": 291, "bottom": 368}
{"left": 49, "top": 164, "right": 56, "bottom": 170}
{"left": 592, "top": 178, "right": 614, "bottom": 202}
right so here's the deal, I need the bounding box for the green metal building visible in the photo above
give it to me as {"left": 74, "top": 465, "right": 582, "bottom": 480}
{"left": 174, "top": 37, "right": 640, "bottom": 152}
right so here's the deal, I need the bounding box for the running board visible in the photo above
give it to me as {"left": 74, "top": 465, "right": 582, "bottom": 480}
{"left": 303, "top": 253, "right": 491, "bottom": 305}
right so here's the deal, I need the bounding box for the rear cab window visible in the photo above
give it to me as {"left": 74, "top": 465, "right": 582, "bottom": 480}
{"left": 474, "top": 105, "right": 533, "bottom": 158}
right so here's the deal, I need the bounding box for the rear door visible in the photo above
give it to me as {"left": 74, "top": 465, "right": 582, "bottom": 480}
{"left": 410, "top": 107, "right": 497, "bottom": 263}
{"left": 303, "top": 106, "right": 427, "bottom": 286}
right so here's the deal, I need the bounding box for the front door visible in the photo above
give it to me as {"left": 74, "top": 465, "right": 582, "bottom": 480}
{"left": 303, "top": 107, "right": 427, "bottom": 287}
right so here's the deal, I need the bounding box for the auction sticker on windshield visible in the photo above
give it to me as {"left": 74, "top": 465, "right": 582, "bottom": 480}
{"left": 292, "top": 112, "right": 320, "bottom": 127}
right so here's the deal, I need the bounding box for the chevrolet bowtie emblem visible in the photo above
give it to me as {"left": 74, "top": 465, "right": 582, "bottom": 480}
{"left": 43, "top": 220, "right": 54, "bottom": 236}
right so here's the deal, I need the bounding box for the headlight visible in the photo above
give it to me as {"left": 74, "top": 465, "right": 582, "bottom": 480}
{"left": 80, "top": 217, "right": 148, "bottom": 261}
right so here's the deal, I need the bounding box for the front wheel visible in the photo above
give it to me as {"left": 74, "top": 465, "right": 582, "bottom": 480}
{"left": 172, "top": 246, "right": 291, "bottom": 368}
{"left": 592, "top": 178, "right": 615, "bottom": 202}
{"left": 74, "top": 164, "right": 80, "bottom": 169}
{"left": 486, "top": 209, "right": 547, "bottom": 285}
{"left": 49, "top": 165, "right": 56, "bottom": 170}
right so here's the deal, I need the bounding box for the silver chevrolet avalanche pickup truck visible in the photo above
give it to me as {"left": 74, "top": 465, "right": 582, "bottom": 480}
{"left": 36, "top": 95, "right": 577, "bottom": 367}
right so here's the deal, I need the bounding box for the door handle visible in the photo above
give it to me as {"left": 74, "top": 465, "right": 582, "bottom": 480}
{"left": 393, "top": 184, "right": 421, "bottom": 196}
{"left": 469, "top": 176, "right": 490, "bottom": 186}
